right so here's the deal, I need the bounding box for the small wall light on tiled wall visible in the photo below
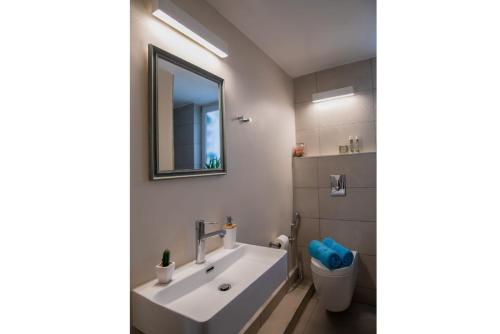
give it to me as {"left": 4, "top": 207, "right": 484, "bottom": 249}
{"left": 312, "top": 86, "right": 354, "bottom": 103}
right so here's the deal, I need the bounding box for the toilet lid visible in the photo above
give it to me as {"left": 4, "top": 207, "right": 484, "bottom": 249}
{"left": 311, "top": 251, "right": 357, "bottom": 277}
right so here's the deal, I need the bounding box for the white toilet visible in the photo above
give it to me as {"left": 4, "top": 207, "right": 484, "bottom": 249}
{"left": 311, "top": 250, "right": 358, "bottom": 312}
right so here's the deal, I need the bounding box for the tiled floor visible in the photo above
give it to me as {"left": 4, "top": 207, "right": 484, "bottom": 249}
{"left": 291, "top": 294, "right": 376, "bottom": 334}
{"left": 257, "top": 280, "right": 313, "bottom": 334}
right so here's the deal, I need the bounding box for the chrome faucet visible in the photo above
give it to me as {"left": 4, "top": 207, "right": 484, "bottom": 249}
{"left": 195, "top": 220, "right": 226, "bottom": 264}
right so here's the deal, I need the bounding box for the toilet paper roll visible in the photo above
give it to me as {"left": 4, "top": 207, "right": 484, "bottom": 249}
{"left": 274, "top": 235, "right": 289, "bottom": 250}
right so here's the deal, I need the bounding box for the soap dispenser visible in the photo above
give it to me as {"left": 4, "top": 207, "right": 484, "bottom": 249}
{"left": 223, "top": 216, "right": 237, "bottom": 249}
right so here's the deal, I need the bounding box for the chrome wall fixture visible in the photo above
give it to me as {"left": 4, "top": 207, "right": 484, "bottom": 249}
{"left": 330, "top": 174, "right": 346, "bottom": 197}
{"left": 236, "top": 115, "right": 252, "bottom": 123}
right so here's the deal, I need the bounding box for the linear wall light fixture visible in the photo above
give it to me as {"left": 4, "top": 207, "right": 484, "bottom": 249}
{"left": 152, "top": 0, "right": 229, "bottom": 58}
{"left": 312, "top": 86, "right": 354, "bottom": 103}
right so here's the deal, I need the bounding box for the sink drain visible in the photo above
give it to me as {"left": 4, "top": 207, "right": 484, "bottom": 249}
{"left": 218, "top": 283, "right": 231, "bottom": 292}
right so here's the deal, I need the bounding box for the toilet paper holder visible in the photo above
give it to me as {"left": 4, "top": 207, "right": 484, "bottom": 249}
{"left": 269, "top": 241, "right": 281, "bottom": 248}
{"left": 269, "top": 235, "right": 289, "bottom": 249}
{"left": 330, "top": 174, "right": 346, "bottom": 197}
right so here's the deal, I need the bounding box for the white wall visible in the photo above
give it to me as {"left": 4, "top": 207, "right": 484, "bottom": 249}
{"left": 131, "top": 0, "right": 295, "bottom": 287}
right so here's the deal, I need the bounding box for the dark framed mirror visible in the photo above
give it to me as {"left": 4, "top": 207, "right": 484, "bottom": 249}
{"left": 149, "top": 44, "right": 226, "bottom": 180}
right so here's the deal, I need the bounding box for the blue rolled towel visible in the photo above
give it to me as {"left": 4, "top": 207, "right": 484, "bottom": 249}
{"left": 308, "top": 240, "right": 342, "bottom": 270}
{"left": 322, "top": 237, "right": 353, "bottom": 267}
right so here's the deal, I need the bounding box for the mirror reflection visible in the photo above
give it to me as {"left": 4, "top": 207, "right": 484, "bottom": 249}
{"left": 150, "top": 45, "right": 225, "bottom": 179}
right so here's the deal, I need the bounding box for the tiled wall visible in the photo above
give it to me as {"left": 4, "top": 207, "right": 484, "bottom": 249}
{"left": 293, "top": 153, "right": 376, "bottom": 305}
{"left": 173, "top": 103, "right": 201, "bottom": 169}
{"left": 292, "top": 59, "right": 376, "bottom": 305}
{"left": 294, "top": 58, "right": 376, "bottom": 156}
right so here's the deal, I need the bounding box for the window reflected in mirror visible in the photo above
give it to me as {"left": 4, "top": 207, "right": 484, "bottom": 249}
{"left": 150, "top": 45, "right": 225, "bottom": 179}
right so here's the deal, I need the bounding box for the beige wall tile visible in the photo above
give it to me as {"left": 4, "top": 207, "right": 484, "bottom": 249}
{"left": 295, "top": 102, "right": 319, "bottom": 131}
{"left": 353, "top": 286, "right": 376, "bottom": 306}
{"left": 293, "top": 157, "right": 318, "bottom": 187}
{"left": 316, "top": 90, "right": 375, "bottom": 127}
{"left": 297, "top": 246, "right": 312, "bottom": 278}
{"left": 316, "top": 59, "right": 373, "bottom": 93}
{"left": 318, "top": 187, "right": 376, "bottom": 221}
{"left": 318, "top": 126, "right": 344, "bottom": 156}
{"left": 319, "top": 219, "right": 376, "bottom": 255}
{"left": 293, "top": 59, "right": 377, "bottom": 160}
{"left": 371, "top": 58, "right": 376, "bottom": 89}
{"left": 296, "top": 129, "right": 320, "bottom": 157}
{"left": 317, "top": 153, "right": 376, "bottom": 188}
{"left": 294, "top": 187, "right": 319, "bottom": 218}
{"left": 319, "top": 121, "right": 376, "bottom": 156}
{"left": 294, "top": 73, "right": 316, "bottom": 103}
{"left": 297, "top": 218, "right": 320, "bottom": 247}
{"left": 357, "top": 254, "right": 376, "bottom": 289}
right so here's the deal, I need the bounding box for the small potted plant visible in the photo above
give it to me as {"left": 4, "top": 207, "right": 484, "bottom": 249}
{"left": 156, "top": 249, "right": 175, "bottom": 284}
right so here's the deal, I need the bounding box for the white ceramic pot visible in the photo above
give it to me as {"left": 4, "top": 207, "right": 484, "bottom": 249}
{"left": 156, "top": 261, "right": 175, "bottom": 284}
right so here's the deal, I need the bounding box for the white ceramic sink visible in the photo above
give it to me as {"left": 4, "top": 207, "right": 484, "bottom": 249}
{"left": 132, "top": 243, "right": 287, "bottom": 334}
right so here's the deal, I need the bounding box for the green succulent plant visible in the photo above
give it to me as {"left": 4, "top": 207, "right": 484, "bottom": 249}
{"left": 205, "top": 157, "right": 221, "bottom": 169}
{"left": 161, "top": 249, "right": 170, "bottom": 267}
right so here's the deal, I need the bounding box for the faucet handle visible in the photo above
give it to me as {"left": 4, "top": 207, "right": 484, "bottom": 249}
{"left": 195, "top": 219, "right": 217, "bottom": 228}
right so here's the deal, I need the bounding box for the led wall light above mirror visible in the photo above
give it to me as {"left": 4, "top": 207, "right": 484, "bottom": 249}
{"left": 152, "top": 0, "right": 229, "bottom": 58}
{"left": 312, "top": 86, "right": 354, "bottom": 103}
{"left": 149, "top": 44, "right": 226, "bottom": 180}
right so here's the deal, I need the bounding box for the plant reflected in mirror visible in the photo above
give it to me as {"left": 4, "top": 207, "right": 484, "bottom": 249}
{"left": 149, "top": 44, "right": 226, "bottom": 180}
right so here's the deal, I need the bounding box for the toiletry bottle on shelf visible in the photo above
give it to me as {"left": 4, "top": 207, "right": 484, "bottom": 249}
{"left": 355, "top": 136, "right": 360, "bottom": 153}
{"left": 349, "top": 136, "right": 354, "bottom": 153}
{"left": 223, "top": 216, "right": 237, "bottom": 249}
{"left": 339, "top": 145, "right": 349, "bottom": 154}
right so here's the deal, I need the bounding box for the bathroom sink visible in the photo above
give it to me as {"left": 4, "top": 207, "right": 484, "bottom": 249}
{"left": 132, "top": 243, "right": 287, "bottom": 334}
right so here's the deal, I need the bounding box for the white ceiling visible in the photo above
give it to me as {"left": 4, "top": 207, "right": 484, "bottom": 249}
{"left": 206, "top": 0, "right": 376, "bottom": 78}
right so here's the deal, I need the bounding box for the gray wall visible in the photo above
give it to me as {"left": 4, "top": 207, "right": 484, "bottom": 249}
{"left": 293, "top": 154, "right": 376, "bottom": 305}
{"left": 131, "top": 0, "right": 295, "bottom": 288}
{"left": 173, "top": 103, "right": 201, "bottom": 170}
{"left": 292, "top": 59, "right": 376, "bottom": 305}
